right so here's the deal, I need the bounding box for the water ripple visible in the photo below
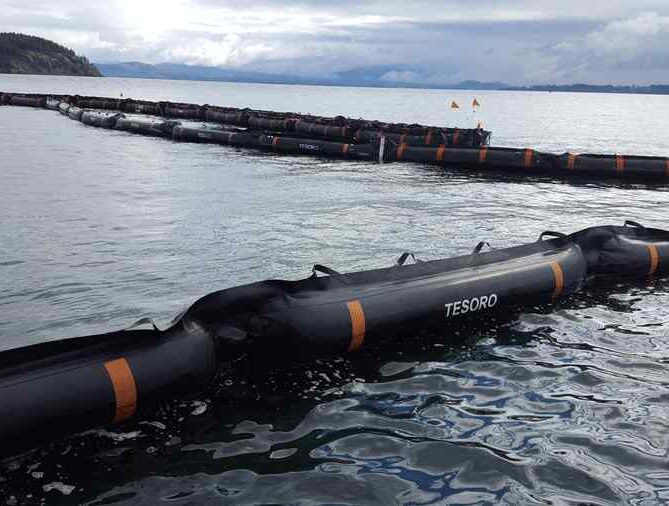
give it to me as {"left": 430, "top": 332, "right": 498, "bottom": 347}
{"left": 1, "top": 76, "right": 669, "bottom": 504}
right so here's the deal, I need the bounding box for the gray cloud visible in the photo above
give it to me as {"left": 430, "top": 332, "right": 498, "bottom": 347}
{"left": 2, "top": 0, "right": 669, "bottom": 84}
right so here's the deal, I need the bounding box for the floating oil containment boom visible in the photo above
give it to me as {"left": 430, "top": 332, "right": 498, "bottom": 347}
{"left": 2, "top": 92, "right": 668, "bottom": 180}
{"left": 0, "top": 222, "right": 666, "bottom": 458}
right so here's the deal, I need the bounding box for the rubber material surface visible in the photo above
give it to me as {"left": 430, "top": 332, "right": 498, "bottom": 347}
{"left": 0, "top": 223, "right": 666, "bottom": 457}
{"left": 7, "top": 93, "right": 667, "bottom": 179}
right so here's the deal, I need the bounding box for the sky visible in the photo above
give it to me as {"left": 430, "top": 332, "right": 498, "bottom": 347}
{"left": 3, "top": 0, "right": 669, "bottom": 85}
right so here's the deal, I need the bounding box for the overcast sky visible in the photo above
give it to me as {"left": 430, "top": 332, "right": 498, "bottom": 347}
{"left": 3, "top": 0, "right": 669, "bottom": 84}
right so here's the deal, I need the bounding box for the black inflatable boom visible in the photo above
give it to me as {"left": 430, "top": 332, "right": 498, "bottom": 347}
{"left": 1, "top": 92, "right": 491, "bottom": 148}
{"left": 4, "top": 92, "right": 668, "bottom": 179}
{"left": 0, "top": 222, "right": 666, "bottom": 457}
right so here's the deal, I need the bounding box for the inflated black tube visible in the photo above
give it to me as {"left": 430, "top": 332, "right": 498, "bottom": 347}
{"left": 58, "top": 102, "right": 71, "bottom": 115}
{"left": 382, "top": 131, "right": 440, "bottom": 147}
{"left": 81, "top": 110, "right": 124, "bottom": 129}
{"left": 561, "top": 153, "right": 669, "bottom": 179}
{"left": 67, "top": 106, "right": 84, "bottom": 121}
{"left": 8, "top": 95, "right": 46, "bottom": 108}
{"left": 74, "top": 97, "right": 124, "bottom": 110}
{"left": 388, "top": 143, "right": 484, "bottom": 165}
{"left": 45, "top": 97, "right": 60, "bottom": 110}
{"left": 172, "top": 124, "right": 231, "bottom": 143}
{"left": 123, "top": 100, "right": 163, "bottom": 116}
{"left": 181, "top": 223, "right": 668, "bottom": 365}
{"left": 0, "top": 321, "right": 217, "bottom": 458}
{"left": 171, "top": 125, "right": 239, "bottom": 143}
{"left": 395, "top": 131, "right": 447, "bottom": 147}
{"left": 387, "top": 144, "right": 665, "bottom": 178}
{"left": 380, "top": 124, "right": 432, "bottom": 136}
{"left": 0, "top": 91, "right": 493, "bottom": 144}
{"left": 203, "top": 107, "right": 248, "bottom": 126}
{"left": 291, "top": 123, "right": 488, "bottom": 147}
{"left": 294, "top": 120, "right": 349, "bottom": 140}
{"left": 352, "top": 129, "right": 381, "bottom": 144}
{"left": 472, "top": 147, "right": 557, "bottom": 171}
{"left": 571, "top": 222, "right": 669, "bottom": 277}
{"left": 163, "top": 102, "right": 202, "bottom": 120}
{"left": 248, "top": 115, "right": 295, "bottom": 132}
{"left": 224, "top": 131, "right": 264, "bottom": 148}
{"left": 172, "top": 125, "right": 263, "bottom": 148}
{"left": 356, "top": 128, "right": 491, "bottom": 147}
{"left": 0, "top": 223, "right": 667, "bottom": 457}
{"left": 115, "top": 116, "right": 178, "bottom": 137}
{"left": 259, "top": 135, "right": 376, "bottom": 159}
{"left": 482, "top": 147, "right": 543, "bottom": 169}
{"left": 184, "top": 233, "right": 587, "bottom": 362}
{"left": 4, "top": 94, "right": 665, "bottom": 179}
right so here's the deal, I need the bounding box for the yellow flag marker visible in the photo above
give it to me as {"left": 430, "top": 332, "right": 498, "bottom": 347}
{"left": 472, "top": 97, "right": 480, "bottom": 107}
{"left": 451, "top": 101, "right": 460, "bottom": 109}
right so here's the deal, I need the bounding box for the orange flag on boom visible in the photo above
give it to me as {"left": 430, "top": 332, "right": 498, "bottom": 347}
{"left": 472, "top": 97, "right": 480, "bottom": 108}
{"left": 450, "top": 101, "right": 460, "bottom": 109}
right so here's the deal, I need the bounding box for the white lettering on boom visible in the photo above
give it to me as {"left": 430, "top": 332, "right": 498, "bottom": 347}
{"left": 445, "top": 293, "right": 498, "bottom": 318}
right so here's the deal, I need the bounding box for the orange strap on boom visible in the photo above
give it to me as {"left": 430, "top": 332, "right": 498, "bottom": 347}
{"left": 396, "top": 143, "right": 407, "bottom": 160}
{"left": 615, "top": 155, "right": 625, "bottom": 173}
{"left": 346, "top": 300, "right": 366, "bottom": 352}
{"left": 550, "top": 262, "right": 564, "bottom": 298}
{"left": 648, "top": 245, "right": 660, "bottom": 275}
{"left": 103, "top": 358, "right": 137, "bottom": 423}
{"left": 524, "top": 149, "right": 534, "bottom": 168}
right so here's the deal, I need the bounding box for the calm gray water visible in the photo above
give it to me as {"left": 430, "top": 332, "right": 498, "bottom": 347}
{"left": 1, "top": 74, "right": 668, "bottom": 505}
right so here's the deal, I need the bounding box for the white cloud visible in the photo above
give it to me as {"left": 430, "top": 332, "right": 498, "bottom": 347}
{"left": 379, "top": 70, "right": 421, "bottom": 82}
{"left": 585, "top": 12, "right": 669, "bottom": 53}
{"left": 2, "top": 1, "right": 669, "bottom": 84}
{"left": 538, "top": 12, "right": 669, "bottom": 83}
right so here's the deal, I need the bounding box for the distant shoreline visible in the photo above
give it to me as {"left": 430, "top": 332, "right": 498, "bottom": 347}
{"left": 6, "top": 71, "right": 669, "bottom": 97}
{"left": 91, "top": 62, "right": 669, "bottom": 97}
{"left": 2, "top": 32, "right": 667, "bottom": 96}
{"left": 0, "top": 32, "right": 100, "bottom": 77}
{"left": 506, "top": 84, "right": 669, "bottom": 96}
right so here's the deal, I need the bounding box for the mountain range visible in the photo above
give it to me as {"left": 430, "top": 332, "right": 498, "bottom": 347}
{"left": 2, "top": 31, "right": 668, "bottom": 95}
{"left": 95, "top": 62, "right": 508, "bottom": 90}
{"left": 95, "top": 62, "right": 669, "bottom": 95}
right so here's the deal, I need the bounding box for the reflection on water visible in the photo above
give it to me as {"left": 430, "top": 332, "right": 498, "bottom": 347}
{"left": 0, "top": 75, "right": 668, "bottom": 504}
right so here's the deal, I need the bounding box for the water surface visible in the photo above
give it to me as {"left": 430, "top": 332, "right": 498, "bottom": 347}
{"left": 0, "top": 74, "right": 668, "bottom": 505}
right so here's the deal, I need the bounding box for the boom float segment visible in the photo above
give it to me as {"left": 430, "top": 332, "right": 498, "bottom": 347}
{"left": 2, "top": 92, "right": 667, "bottom": 179}
{"left": 1, "top": 92, "right": 489, "bottom": 147}
{"left": 382, "top": 142, "right": 669, "bottom": 179}
{"left": 0, "top": 222, "right": 667, "bottom": 457}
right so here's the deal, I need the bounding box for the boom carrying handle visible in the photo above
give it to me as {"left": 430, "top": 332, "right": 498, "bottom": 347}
{"left": 396, "top": 252, "right": 422, "bottom": 266}
{"left": 0, "top": 222, "right": 666, "bottom": 459}
{"left": 538, "top": 231, "right": 569, "bottom": 242}
{"left": 471, "top": 241, "right": 494, "bottom": 255}
{"left": 311, "top": 264, "right": 350, "bottom": 285}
